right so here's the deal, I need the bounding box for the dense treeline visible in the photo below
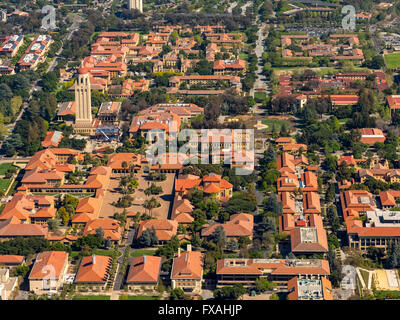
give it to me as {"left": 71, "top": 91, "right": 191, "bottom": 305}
{"left": 2, "top": 92, "right": 57, "bottom": 156}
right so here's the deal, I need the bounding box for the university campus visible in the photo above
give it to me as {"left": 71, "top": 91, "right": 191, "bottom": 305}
{"left": 0, "top": 0, "right": 400, "bottom": 306}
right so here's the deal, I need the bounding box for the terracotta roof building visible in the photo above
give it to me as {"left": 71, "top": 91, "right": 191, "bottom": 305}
{"left": 175, "top": 173, "right": 233, "bottom": 201}
{"left": 0, "top": 193, "right": 55, "bottom": 225}
{"left": 29, "top": 251, "right": 68, "bottom": 294}
{"left": 0, "top": 217, "right": 47, "bottom": 240}
{"left": 171, "top": 195, "right": 194, "bottom": 225}
{"left": 201, "top": 213, "right": 254, "bottom": 240}
{"left": 380, "top": 190, "right": 400, "bottom": 209}
{"left": 41, "top": 131, "right": 63, "bottom": 148}
{"left": 340, "top": 189, "right": 376, "bottom": 221}
{"left": 280, "top": 192, "right": 296, "bottom": 214}
{"left": 74, "top": 255, "right": 112, "bottom": 290}
{"left": 0, "top": 255, "right": 25, "bottom": 266}
{"left": 83, "top": 218, "right": 122, "bottom": 245}
{"left": 277, "top": 172, "right": 299, "bottom": 192}
{"left": 213, "top": 59, "right": 246, "bottom": 75}
{"left": 57, "top": 101, "right": 76, "bottom": 121}
{"left": 126, "top": 255, "right": 162, "bottom": 291}
{"left": 339, "top": 189, "right": 400, "bottom": 251}
{"left": 107, "top": 153, "right": 141, "bottom": 173}
{"left": 136, "top": 219, "right": 178, "bottom": 244}
{"left": 279, "top": 214, "right": 328, "bottom": 254}
{"left": 387, "top": 95, "right": 400, "bottom": 114}
{"left": 300, "top": 171, "right": 318, "bottom": 192}
{"left": 330, "top": 94, "right": 359, "bottom": 106}
{"left": 287, "top": 277, "right": 333, "bottom": 300}
{"left": 216, "top": 258, "right": 330, "bottom": 288}
{"left": 140, "top": 103, "right": 203, "bottom": 122}
{"left": 171, "top": 247, "right": 204, "bottom": 294}
{"left": 359, "top": 128, "right": 386, "bottom": 145}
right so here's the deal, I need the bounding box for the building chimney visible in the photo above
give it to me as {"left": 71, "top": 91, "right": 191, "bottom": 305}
{"left": 187, "top": 244, "right": 192, "bottom": 252}
{"left": 177, "top": 247, "right": 181, "bottom": 257}
{"left": 143, "top": 255, "right": 146, "bottom": 264}
{"left": 92, "top": 254, "right": 96, "bottom": 265}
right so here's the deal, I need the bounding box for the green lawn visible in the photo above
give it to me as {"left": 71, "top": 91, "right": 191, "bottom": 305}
{"left": 70, "top": 251, "right": 80, "bottom": 259}
{"left": 239, "top": 52, "right": 248, "bottom": 61}
{"left": 254, "top": 91, "right": 267, "bottom": 103}
{"left": 6, "top": 180, "right": 18, "bottom": 196}
{"left": 73, "top": 295, "right": 110, "bottom": 300}
{"left": 261, "top": 119, "right": 291, "bottom": 131}
{"left": 0, "top": 179, "right": 12, "bottom": 192}
{"left": 70, "top": 250, "right": 121, "bottom": 259}
{"left": 384, "top": 52, "right": 400, "bottom": 69}
{"left": 93, "top": 249, "right": 122, "bottom": 257}
{"left": 119, "top": 295, "right": 160, "bottom": 300}
{"left": 0, "top": 163, "right": 17, "bottom": 175}
{"left": 130, "top": 249, "right": 157, "bottom": 257}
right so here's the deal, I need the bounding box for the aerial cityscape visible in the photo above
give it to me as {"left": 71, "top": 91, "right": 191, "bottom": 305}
{"left": 0, "top": 0, "right": 400, "bottom": 305}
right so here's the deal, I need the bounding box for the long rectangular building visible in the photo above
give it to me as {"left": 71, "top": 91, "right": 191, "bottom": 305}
{"left": 216, "top": 258, "right": 330, "bottom": 289}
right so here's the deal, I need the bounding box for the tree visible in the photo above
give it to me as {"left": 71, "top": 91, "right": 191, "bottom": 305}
{"left": 327, "top": 205, "right": 340, "bottom": 233}
{"left": 58, "top": 207, "right": 69, "bottom": 226}
{"left": 210, "top": 226, "right": 226, "bottom": 248}
{"left": 326, "top": 183, "right": 335, "bottom": 203}
{"left": 264, "top": 144, "right": 276, "bottom": 164}
{"left": 170, "top": 288, "right": 185, "bottom": 300}
{"left": 255, "top": 278, "right": 273, "bottom": 292}
{"left": 143, "top": 197, "right": 161, "bottom": 217}
{"left": 155, "top": 235, "right": 180, "bottom": 259}
{"left": 336, "top": 162, "right": 352, "bottom": 182}
{"left": 226, "top": 239, "right": 238, "bottom": 251}
{"left": 193, "top": 59, "right": 213, "bottom": 75}
{"left": 225, "top": 192, "right": 257, "bottom": 214}
{"left": 137, "top": 229, "right": 153, "bottom": 247}
{"left": 113, "top": 210, "right": 127, "bottom": 227}
{"left": 41, "top": 72, "right": 59, "bottom": 92}
{"left": 387, "top": 241, "right": 400, "bottom": 268}
{"left": 327, "top": 234, "right": 340, "bottom": 250}
{"left": 72, "top": 234, "right": 103, "bottom": 251}
{"left": 13, "top": 265, "right": 30, "bottom": 277}
{"left": 257, "top": 215, "right": 277, "bottom": 235}
{"left": 95, "top": 227, "right": 105, "bottom": 240}
{"left": 327, "top": 250, "right": 343, "bottom": 287}
{"left": 263, "top": 193, "right": 282, "bottom": 215}
{"left": 0, "top": 83, "right": 12, "bottom": 100}
{"left": 270, "top": 293, "right": 279, "bottom": 300}
{"left": 144, "top": 183, "right": 163, "bottom": 196}
{"left": 188, "top": 188, "right": 204, "bottom": 210}
{"left": 366, "top": 55, "right": 385, "bottom": 69}
{"left": 367, "top": 246, "right": 385, "bottom": 263}
{"left": 204, "top": 196, "right": 220, "bottom": 219}
{"left": 47, "top": 219, "right": 59, "bottom": 232}
{"left": 213, "top": 284, "right": 245, "bottom": 300}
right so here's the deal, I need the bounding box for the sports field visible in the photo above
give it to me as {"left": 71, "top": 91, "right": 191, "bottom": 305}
{"left": 384, "top": 52, "right": 400, "bottom": 69}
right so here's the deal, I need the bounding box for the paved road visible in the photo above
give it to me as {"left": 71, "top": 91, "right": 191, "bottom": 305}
{"left": 113, "top": 227, "right": 136, "bottom": 291}
{"left": 250, "top": 10, "right": 269, "bottom": 116}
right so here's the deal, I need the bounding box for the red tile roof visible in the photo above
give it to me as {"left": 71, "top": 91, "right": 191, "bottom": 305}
{"left": 171, "top": 251, "right": 204, "bottom": 280}
{"left": 201, "top": 213, "right": 253, "bottom": 238}
{"left": 29, "top": 251, "right": 68, "bottom": 280}
{"left": 127, "top": 256, "right": 162, "bottom": 284}
{"left": 0, "top": 255, "right": 25, "bottom": 265}
{"left": 75, "top": 255, "right": 112, "bottom": 284}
